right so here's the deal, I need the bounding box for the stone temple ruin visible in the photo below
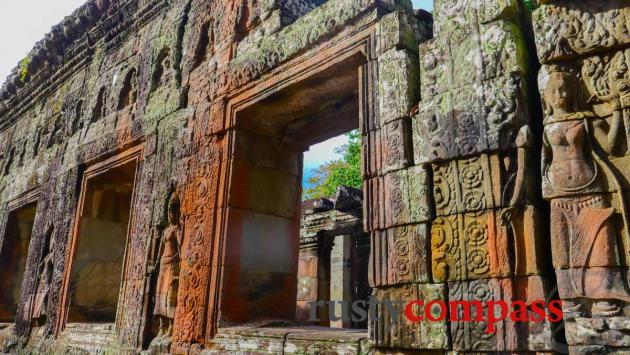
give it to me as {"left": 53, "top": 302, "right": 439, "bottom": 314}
{"left": 1, "top": 0, "right": 630, "bottom": 353}
{"left": 298, "top": 186, "right": 370, "bottom": 329}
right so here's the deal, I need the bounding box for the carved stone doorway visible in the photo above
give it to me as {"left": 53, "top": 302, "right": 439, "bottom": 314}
{"left": 62, "top": 149, "right": 141, "bottom": 326}
{"left": 0, "top": 199, "right": 37, "bottom": 323}
{"left": 298, "top": 188, "right": 370, "bottom": 329}
{"left": 219, "top": 52, "right": 366, "bottom": 326}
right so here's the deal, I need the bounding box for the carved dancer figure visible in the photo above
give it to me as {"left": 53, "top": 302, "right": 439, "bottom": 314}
{"left": 147, "top": 191, "right": 182, "bottom": 338}
{"left": 540, "top": 65, "right": 630, "bottom": 318}
{"left": 32, "top": 231, "right": 55, "bottom": 326}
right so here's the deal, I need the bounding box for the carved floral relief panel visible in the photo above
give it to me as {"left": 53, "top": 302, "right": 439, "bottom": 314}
{"left": 378, "top": 49, "right": 419, "bottom": 126}
{"left": 448, "top": 275, "right": 556, "bottom": 352}
{"left": 369, "top": 283, "right": 449, "bottom": 350}
{"left": 383, "top": 165, "right": 433, "bottom": 228}
{"left": 431, "top": 208, "right": 514, "bottom": 283}
{"left": 432, "top": 153, "right": 511, "bottom": 217}
{"left": 371, "top": 223, "right": 431, "bottom": 287}
{"left": 533, "top": 0, "right": 630, "bottom": 64}
{"left": 415, "top": 0, "right": 531, "bottom": 164}
{"left": 414, "top": 75, "right": 527, "bottom": 164}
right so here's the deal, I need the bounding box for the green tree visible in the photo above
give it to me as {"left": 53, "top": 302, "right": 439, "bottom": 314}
{"left": 303, "top": 130, "right": 362, "bottom": 200}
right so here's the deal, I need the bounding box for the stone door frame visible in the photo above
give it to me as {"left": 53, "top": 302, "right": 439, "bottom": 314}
{"left": 0, "top": 188, "right": 41, "bottom": 325}
{"left": 56, "top": 145, "right": 144, "bottom": 334}
{"left": 207, "top": 25, "right": 378, "bottom": 339}
{"left": 0, "top": 189, "right": 41, "bottom": 253}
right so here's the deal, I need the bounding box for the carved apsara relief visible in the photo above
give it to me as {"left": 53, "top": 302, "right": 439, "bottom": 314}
{"left": 146, "top": 190, "right": 182, "bottom": 350}
{"left": 539, "top": 63, "right": 630, "bottom": 318}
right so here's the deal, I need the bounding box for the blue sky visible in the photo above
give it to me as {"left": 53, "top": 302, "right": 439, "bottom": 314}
{"left": 412, "top": 0, "right": 434, "bottom": 11}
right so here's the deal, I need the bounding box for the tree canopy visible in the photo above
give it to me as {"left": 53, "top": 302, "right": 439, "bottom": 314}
{"left": 303, "top": 130, "right": 362, "bottom": 200}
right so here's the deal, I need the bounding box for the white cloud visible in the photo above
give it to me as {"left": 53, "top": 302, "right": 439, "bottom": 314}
{"left": 303, "top": 134, "right": 348, "bottom": 170}
{"left": 0, "top": 0, "right": 87, "bottom": 85}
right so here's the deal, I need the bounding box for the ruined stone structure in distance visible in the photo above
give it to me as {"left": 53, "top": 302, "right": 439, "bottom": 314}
{"left": 1, "top": 0, "right": 630, "bottom": 353}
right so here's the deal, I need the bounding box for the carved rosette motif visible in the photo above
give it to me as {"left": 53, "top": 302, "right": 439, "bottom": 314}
{"left": 409, "top": 0, "right": 556, "bottom": 351}
{"left": 369, "top": 283, "right": 449, "bottom": 349}
{"left": 371, "top": 223, "right": 431, "bottom": 287}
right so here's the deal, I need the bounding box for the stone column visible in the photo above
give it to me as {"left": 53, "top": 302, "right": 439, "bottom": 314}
{"left": 366, "top": 6, "right": 448, "bottom": 351}
{"left": 296, "top": 231, "right": 332, "bottom": 326}
{"left": 368, "top": 0, "right": 556, "bottom": 352}
{"left": 330, "top": 234, "right": 353, "bottom": 328}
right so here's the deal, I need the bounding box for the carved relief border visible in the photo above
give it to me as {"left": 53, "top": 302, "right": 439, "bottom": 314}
{"left": 0, "top": 188, "right": 42, "bottom": 337}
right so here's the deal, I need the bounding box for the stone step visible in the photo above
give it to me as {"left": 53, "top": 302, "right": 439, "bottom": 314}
{"left": 206, "top": 326, "right": 369, "bottom": 355}
{"left": 58, "top": 323, "right": 122, "bottom": 354}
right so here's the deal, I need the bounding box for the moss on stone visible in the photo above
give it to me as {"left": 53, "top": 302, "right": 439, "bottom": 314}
{"left": 19, "top": 57, "right": 30, "bottom": 82}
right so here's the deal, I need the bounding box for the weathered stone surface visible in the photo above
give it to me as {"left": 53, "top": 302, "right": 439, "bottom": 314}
{"left": 448, "top": 276, "right": 557, "bottom": 352}
{"left": 534, "top": 3, "right": 630, "bottom": 351}
{"left": 566, "top": 317, "right": 630, "bottom": 348}
{"left": 381, "top": 118, "right": 413, "bottom": 174}
{"left": 0, "top": 0, "right": 396, "bottom": 350}
{"left": 364, "top": 165, "right": 432, "bottom": 233}
{"left": 306, "top": 198, "right": 335, "bottom": 213}
{"left": 414, "top": 0, "right": 534, "bottom": 164}
{"left": 378, "top": 49, "right": 420, "bottom": 126}
{"left": 207, "top": 326, "right": 370, "bottom": 354}
{"left": 383, "top": 165, "right": 433, "bottom": 228}
{"left": 432, "top": 153, "right": 509, "bottom": 217}
{"left": 334, "top": 186, "right": 363, "bottom": 212}
{"left": 533, "top": 0, "right": 630, "bottom": 63}
{"left": 235, "top": 0, "right": 329, "bottom": 58}
{"left": 375, "top": 11, "right": 432, "bottom": 56}
{"left": 431, "top": 208, "right": 512, "bottom": 283}
{"left": 413, "top": 75, "right": 528, "bottom": 164}
{"left": 369, "top": 283, "right": 449, "bottom": 350}
{"left": 370, "top": 223, "right": 431, "bottom": 287}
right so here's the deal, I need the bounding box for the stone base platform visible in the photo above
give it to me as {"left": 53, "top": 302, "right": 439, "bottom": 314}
{"left": 205, "top": 326, "right": 370, "bottom": 354}
{"left": 0, "top": 324, "right": 17, "bottom": 353}
{"left": 20, "top": 323, "right": 128, "bottom": 354}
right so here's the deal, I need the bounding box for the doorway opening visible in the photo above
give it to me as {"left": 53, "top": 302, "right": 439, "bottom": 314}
{"left": 298, "top": 183, "right": 370, "bottom": 329}
{"left": 0, "top": 202, "right": 37, "bottom": 323}
{"left": 221, "top": 52, "right": 366, "bottom": 326}
{"left": 66, "top": 159, "right": 137, "bottom": 323}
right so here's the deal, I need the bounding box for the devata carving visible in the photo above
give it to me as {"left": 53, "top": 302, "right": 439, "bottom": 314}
{"left": 31, "top": 229, "right": 55, "bottom": 327}
{"left": 540, "top": 64, "right": 630, "bottom": 317}
{"left": 147, "top": 190, "right": 182, "bottom": 345}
